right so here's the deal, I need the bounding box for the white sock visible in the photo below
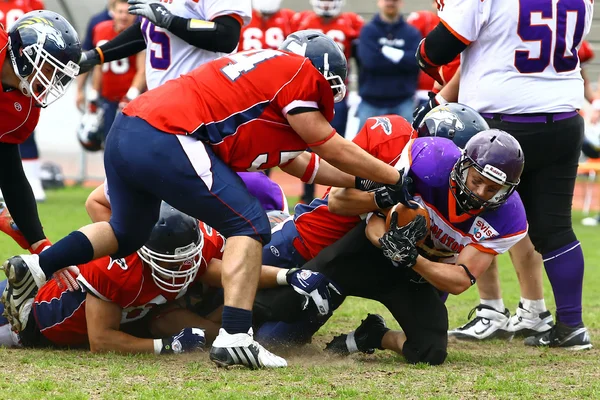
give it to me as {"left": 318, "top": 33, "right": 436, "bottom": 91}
{"left": 481, "top": 298, "right": 505, "bottom": 313}
{"left": 521, "top": 298, "right": 547, "bottom": 314}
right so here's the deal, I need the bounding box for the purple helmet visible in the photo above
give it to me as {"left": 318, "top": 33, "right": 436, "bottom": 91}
{"left": 450, "top": 129, "right": 524, "bottom": 213}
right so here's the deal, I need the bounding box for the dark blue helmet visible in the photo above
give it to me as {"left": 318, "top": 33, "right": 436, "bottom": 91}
{"left": 279, "top": 30, "right": 347, "bottom": 102}
{"left": 137, "top": 203, "right": 204, "bottom": 293}
{"left": 417, "top": 103, "right": 489, "bottom": 149}
{"left": 77, "top": 106, "right": 105, "bottom": 152}
{"left": 8, "top": 10, "right": 81, "bottom": 107}
{"left": 451, "top": 129, "right": 524, "bottom": 214}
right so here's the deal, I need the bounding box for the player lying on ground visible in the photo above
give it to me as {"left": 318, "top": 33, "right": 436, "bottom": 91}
{"left": 255, "top": 103, "right": 488, "bottom": 344}
{"left": 0, "top": 203, "right": 338, "bottom": 359}
{"left": 254, "top": 130, "right": 527, "bottom": 365}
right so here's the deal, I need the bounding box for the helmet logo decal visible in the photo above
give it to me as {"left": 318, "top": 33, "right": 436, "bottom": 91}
{"left": 370, "top": 116, "right": 392, "bottom": 135}
{"left": 285, "top": 40, "right": 307, "bottom": 56}
{"left": 19, "top": 20, "right": 66, "bottom": 50}
{"left": 482, "top": 164, "right": 507, "bottom": 184}
{"left": 175, "top": 243, "right": 196, "bottom": 255}
{"left": 425, "top": 109, "right": 465, "bottom": 133}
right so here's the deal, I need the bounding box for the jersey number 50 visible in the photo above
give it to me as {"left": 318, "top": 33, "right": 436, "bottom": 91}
{"left": 515, "top": 0, "right": 586, "bottom": 74}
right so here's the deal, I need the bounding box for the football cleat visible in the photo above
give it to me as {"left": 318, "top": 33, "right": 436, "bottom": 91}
{"left": 209, "top": 328, "right": 287, "bottom": 369}
{"left": 524, "top": 321, "right": 592, "bottom": 351}
{"left": 325, "top": 313, "right": 390, "bottom": 355}
{"left": 448, "top": 304, "right": 514, "bottom": 341}
{"left": 0, "top": 203, "right": 29, "bottom": 249}
{"left": 1, "top": 255, "right": 47, "bottom": 332}
{"left": 510, "top": 302, "right": 554, "bottom": 338}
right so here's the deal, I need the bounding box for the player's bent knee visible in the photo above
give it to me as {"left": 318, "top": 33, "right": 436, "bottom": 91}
{"left": 403, "top": 343, "right": 448, "bottom": 366}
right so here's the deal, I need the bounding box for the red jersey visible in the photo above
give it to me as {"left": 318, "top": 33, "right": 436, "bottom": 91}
{"left": 296, "top": 11, "right": 363, "bottom": 61}
{"left": 293, "top": 115, "right": 415, "bottom": 259}
{"left": 92, "top": 20, "right": 138, "bottom": 102}
{"left": 579, "top": 40, "right": 594, "bottom": 65}
{"left": 33, "top": 223, "right": 225, "bottom": 347}
{"left": 407, "top": 10, "right": 439, "bottom": 92}
{"left": 290, "top": 10, "right": 312, "bottom": 32}
{"left": 0, "top": 0, "right": 44, "bottom": 30}
{"left": 239, "top": 9, "right": 295, "bottom": 51}
{"left": 0, "top": 29, "right": 39, "bottom": 144}
{"left": 124, "top": 49, "right": 334, "bottom": 171}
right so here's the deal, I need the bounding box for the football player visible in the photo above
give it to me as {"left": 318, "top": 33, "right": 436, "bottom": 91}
{"left": 238, "top": 0, "right": 295, "bottom": 51}
{"left": 0, "top": 0, "right": 45, "bottom": 201}
{"left": 293, "top": 0, "right": 364, "bottom": 203}
{"left": 255, "top": 130, "right": 528, "bottom": 366}
{"left": 0, "top": 203, "right": 337, "bottom": 359}
{"left": 89, "top": 0, "right": 146, "bottom": 137}
{"left": 255, "top": 103, "right": 488, "bottom": 344}
{"left": 0, "top": 11, "right": 80, "bottom": 265}
{"left": 414, "top": 0, "right": 593, "bottom": 350}
{"left": 2, "top": 31, "right": 405, "bottom": 369}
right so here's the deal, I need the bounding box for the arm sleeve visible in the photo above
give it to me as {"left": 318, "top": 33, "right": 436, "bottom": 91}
{"left": 422, "top": 22, "right": 468, "bottom": 66}
{"left": 167, "top": 15, "right": 242, "bottom": 54}
{"left": 98, "top": 21, "right": 147, "bottom": 63}
{"left": 0, "top": 142, "right": 45, "bottom": 244}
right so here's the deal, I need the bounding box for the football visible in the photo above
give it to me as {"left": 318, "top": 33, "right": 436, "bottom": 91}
{"left": 385, "top": 201, "right": 431, "bottom": 244}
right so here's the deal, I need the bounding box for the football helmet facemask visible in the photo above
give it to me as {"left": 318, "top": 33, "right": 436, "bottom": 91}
{"left": 451, "top": 129, "right": 524, "bottom": 214}
{"left": 310, "top": 0, "right": 345, "bottom": 17}
{"left": 279, "top": 30, "right": 347, "bottom": 102}
{"left": 417, "top": 103, "right": 490, "bottom": 149}
{"left": 138, "top": 203, "right": 204, "bottom": 294}
{"left": 7, "top": 10, "right": 81, "bottom": 107}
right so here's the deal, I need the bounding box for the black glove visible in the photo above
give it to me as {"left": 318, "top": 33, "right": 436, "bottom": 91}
{"left": 412, "top": 91, "right": 439, "bottom": 130}
{"left": 78, "top": 49, "right": 101, "bottom": 75}
{"left": 379, "top": 213, "right": 428, "bottom": 268}
{"left": 373, "top": 173, "right": 417, "bottom": 210}
{"left": 355, "top": 176, "right": 383, "bottom": 191}
{"left": 128, "top": 0, "right": 175, "bottom": 30}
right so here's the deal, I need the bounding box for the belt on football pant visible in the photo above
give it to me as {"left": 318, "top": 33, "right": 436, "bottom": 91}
{"left": 480, "top": 110, "right": 579, "bottom": 124}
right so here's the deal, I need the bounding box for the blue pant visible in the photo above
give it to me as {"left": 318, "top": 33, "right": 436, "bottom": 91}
{"left": 104, "top": 114, "right": 271, "bottom": 257}
{"left": 262, "top": 220, "right": 307, "bottom": 270}
{"left": 101, "top": 98, "right": 119, "bottom": 140}
{"left": 19, "top": 131, "right": 38, "bottom": 159}
{"left": 356, "top": 98, "right": 414, "bottom": 130}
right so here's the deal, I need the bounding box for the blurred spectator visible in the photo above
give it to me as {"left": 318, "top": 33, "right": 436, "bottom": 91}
{"left": 90, "top": 0, "right": 146, "bottom": 137}
{"left": 76, "top": 0, "right": 116, "bottom": 111}
{"left": 239, "top": 0, "right": 295, "bottom": 51}
{"left": 0, "top": 0, "right": 46, "bottom": 202}
{"left": 406, "top": 1, "right": 439, "bottom": 107}
{"left": 293, "top": 0, "right": 363, "bottom": 203}
{"left": 356, "top": 0, "right": 420, "bottom": 127}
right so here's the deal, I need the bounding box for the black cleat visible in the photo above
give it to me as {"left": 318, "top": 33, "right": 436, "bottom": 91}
{"left": 524, "top": 321, "right": 592, "bottom": 350}
{"left": 325, "top": 313, "right": 390, "bottom": 355}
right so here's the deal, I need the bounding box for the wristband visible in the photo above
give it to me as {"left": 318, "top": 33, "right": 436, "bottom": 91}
{"left": 87, "top": 89, "right": 99, "bottom": 102}
{"left": 434, "top": 93, "right": 447, "bottom": 105}
{"left": 276, "top": 269, "right": 288, "bottom": 285}
{"left": 153, "top": 339, "right": 163, "bottom": 355}
{"left": 126, "top": 87, "right": 140, "bottom": 100}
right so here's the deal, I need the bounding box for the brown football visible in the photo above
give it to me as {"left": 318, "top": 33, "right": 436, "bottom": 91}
{"left": 385, "top": 200, "right": 431, "bottom": 244}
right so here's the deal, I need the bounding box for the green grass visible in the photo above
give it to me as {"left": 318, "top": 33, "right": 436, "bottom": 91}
{"left": 1, "top": 186, "right": 600, "bottom": 399}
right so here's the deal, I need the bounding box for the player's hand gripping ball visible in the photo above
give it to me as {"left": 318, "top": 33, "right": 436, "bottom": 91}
{"left": 385, "top": 200, "right": 430, "bottom": 245}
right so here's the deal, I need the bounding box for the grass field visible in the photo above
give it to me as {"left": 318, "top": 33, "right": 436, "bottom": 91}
{"left": 1, "top": 186, "right": 600, "bottom": 399}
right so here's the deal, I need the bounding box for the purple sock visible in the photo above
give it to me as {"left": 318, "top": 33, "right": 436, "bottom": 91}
{"left": 543, "top": 241, "right": 584, "bottom": 327}
{"left": 39, "top": 231, "right": 95, "bottom": 279}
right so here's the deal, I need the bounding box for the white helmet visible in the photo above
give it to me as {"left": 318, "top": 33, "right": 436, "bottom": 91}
{"left": 310, "top": 0, "right": 345, "bottom": 17}
{"left": 138, "top": 203, "right": 204, "bottom": 294}
{"left": 253, "top": 0, "right": 282, "bottom": 15}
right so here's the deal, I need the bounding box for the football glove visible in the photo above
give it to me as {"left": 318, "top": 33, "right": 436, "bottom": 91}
{"left": 379, "top": 213, "right": 428, "bottom": 268}
{"left": 78, "top": 49, "right": 101, "bottom": 75}
{"left": 128, "top": 0, "right": 175, "bottom": 30}
{"left": 286, "top": 268, "right": 342, "bottom": 316}
{"left": 373, "top": 173, "right": 417, "bottom": 210}
{"left": 155, "top": 327, "right": 206, "bottom": 355}
{"left": 412, "top": 91, "right": 439, "bottom": 129}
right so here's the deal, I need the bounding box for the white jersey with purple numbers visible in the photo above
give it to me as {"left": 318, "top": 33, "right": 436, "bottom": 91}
{"left": 398, "top": 138, "right": 528, "bottom": 264}
{"left": 438, "top": 0, "right": 594, "bottom": 114}
{"left": 140, "top": 0, "right": 252, "bottom": 90}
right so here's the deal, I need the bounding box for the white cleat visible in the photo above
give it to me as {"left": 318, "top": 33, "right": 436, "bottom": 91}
{"left": 209, "top": 328, "right": 287, "bottom": 369}
{"left": 510, "top": 302, "right": 554, "bottom": 338}
{"left": 448, "top": 304, "right": 514, "bottom": 341}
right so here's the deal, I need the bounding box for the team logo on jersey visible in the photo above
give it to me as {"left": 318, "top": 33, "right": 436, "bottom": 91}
{"left": 18, "top": 19, "right": 66, "bottom": 50}
{"left": 424, "top": 108, "right": 465, "bottom": 132}
{"left": 469, "top": 217, "right": 499, "bottom": 241}
{"left": 370, "top": 116, "right": 392, "bottom": 135}
{"left": 13, "top": 102, "right": 22, "bottom": 112}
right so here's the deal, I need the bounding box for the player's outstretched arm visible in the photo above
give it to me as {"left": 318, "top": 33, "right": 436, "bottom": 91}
{"left": 280, "top": 152, "right": 354, "bottom": 188}
{"left": 85, "top": 184, "right": 112, "bottom": 223}
{"left": 328, "top": 187, "right": 379, "bottom": 216}
{"left": 413, "top": 246, "right": 494, "bottom": 295}
{"left": 287, "top": 111, "right": 400, "bottom": 186}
